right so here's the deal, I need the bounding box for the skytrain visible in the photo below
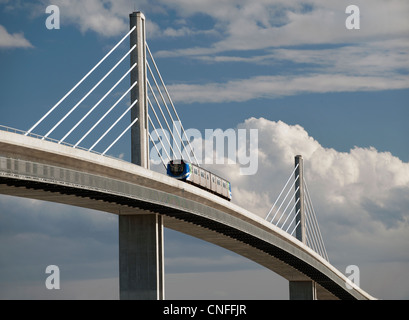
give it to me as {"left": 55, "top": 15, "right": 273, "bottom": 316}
{"left": 166, "top": 159, "right": 232, "bottom": 201}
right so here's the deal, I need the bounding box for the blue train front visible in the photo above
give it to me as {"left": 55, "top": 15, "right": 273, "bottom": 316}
{"left": 167, "top": 159, "right": 232, "bottom": 201}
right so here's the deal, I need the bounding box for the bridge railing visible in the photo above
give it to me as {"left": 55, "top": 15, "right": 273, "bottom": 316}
{"left": 0, "top": 125, "right": 122, "bottom": 163}
{"left": 0, "top": 155, "right": 143, "bottom": 199}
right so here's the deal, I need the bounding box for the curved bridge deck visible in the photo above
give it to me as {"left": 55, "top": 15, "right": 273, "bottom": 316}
{"left": 0, "top": 130, "right": 375, "bottom": 300}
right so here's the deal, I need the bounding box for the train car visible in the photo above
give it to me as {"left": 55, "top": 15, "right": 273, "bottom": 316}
{"left": 167, "top": 159, "right": 232, "bottom": 201}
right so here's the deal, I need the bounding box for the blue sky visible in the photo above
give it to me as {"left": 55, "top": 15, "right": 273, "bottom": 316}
{"left": 0, "top": 0, "right": 408, "bottom": 299}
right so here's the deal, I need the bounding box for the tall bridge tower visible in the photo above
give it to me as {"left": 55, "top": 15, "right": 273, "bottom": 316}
{"left": 290, "top": 155, "right": 316, "bottom": 299}
{"left": 118, "top": 12, "right": 164, "bottom": 300}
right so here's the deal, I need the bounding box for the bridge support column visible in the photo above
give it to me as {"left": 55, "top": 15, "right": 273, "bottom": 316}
{"left": 121, "top": 12, "right": 163, "bottom": 300}
{"left": 289, "top": 281, "right": 317, "bottom": 300}
{"left": 290, "top": 156, "right": 316, "bottom": 300}
{"left": 119, "top": 214, "right": 165, "bottom": 300}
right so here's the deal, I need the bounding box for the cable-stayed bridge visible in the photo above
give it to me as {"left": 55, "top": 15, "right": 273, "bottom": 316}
{"left": 0, "top": 12, "right": 375, "bottom": 300}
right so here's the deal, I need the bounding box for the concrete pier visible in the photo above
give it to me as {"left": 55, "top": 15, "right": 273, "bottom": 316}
{"left": 289, "top": 281, "right": 317, "bottom": 300}
{"left": 119, "top": 214, "right": 164, "bottom": 300}
{"left": 117, "top": 12, "right": 164, "bottom": 300}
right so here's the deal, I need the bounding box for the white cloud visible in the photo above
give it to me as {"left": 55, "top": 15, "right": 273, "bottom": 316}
{"left": 164, "top": 116, "right": 409, "bottom": 298}
{"left": 36, "top": 0, "right": 203, "bottom": 39}
{"left": 42, "top": 0, "right": 129, "bottom": 37}
{"left": 26, "top": 0, "right": 409, "bottom": 47}
{"left": 167, "top": 73, "right": 409, "bottom": 104}
{"left": 156, "top": 0, "right": 409, "bottom": 53}
{"left": 0, "top": 25, "right": 33, "bottom": 48}
{"left": 209, "top": 118, "right": 409, "bottom": 267}
{"left": 150, "top": 0, "right": 409, "bottom": 103}
{"left": 161, "top": 35, "right": 409, "bottom": 104}
{"left": 18, "top": 0, "right": 406, "bottom": 101}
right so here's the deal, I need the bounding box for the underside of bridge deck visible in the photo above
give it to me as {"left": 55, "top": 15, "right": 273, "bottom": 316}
{"left": 0, "top": 178, "right": 349, "bottom": 300}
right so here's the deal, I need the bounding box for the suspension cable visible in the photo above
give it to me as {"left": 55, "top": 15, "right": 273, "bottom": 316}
{"left": 270, "top": 174, "right": 299, "bottom": 223}
{"left": 146, "top": 60, "right": 193, "bottom": 163}
{"left": 89, "top": 99, "right": 137, "bottom": 151}
{"left": 74, "top": 81, "right": 138, "bottom": 148}
{"left": 148, "top": 115, "right": 171, "bottom": 163}
{"left": 43, "top": 46, "right": 136, "bottom": 139}
{"left": 146, "top": 43, "right": 199, "bottom": 166}
{"left": 285, "top": 209, "right": 300, "bottom": 233}
{"left": 275, "top": 186, "right": 299, "bottom": 227}
{"left": 60, "top": 63, "right": 137, "bottom": 143}
{"left": 102, "top": 118, "right": 138, "bottom": 156}
{"left": 26, "top": 26, "right": 136, "bottom": 135}
{"left": 304, "top": 178, "right": 329, "bottom": 261}
{"left": 147, "top": 79, "right": 184, "bottom": 159}
{"left": 148, "top": 129, "right": 167, "bottom": 169}
{"left": 147, "top": 97, "right": 177, "bottom": 159}
{"left": 279, "top": 197, "right": 300, "bottom": 230}
{"left": 265, "top": 163, "right": 299, "bottom": 221}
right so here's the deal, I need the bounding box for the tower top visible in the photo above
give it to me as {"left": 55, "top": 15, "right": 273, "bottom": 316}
{"left": 130, "top": 11, "right": 145, "bottom": 19}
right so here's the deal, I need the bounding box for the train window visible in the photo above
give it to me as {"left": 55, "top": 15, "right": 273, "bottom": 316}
{"left": 170, "top": 163, "right": 184, "bottom": 175}
{"left": 217, "top": 179, "right": 221, "bottom": 186}
{"left": 201, "top": 171, "right": 204, "bottom": 178}
{"left": 194, "top": 168, "right": 198, "bottom": 175}
{"left": 212, "top": 177, "right": 215, "bottom": 183}
{"left": 207, "top": 174, "right": 210, "bottom": 180}
{"left": 223, "top": 182, "right": 226, "bottom": 188}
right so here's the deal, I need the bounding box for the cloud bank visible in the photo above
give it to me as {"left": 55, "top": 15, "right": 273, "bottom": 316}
{"left": 207, "top": 118, "right": 409, "bottom": 268}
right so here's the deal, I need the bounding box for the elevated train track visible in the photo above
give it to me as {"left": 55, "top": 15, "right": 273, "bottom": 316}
{"left": 0, "top": 129, "right": 375, "bottom": 300}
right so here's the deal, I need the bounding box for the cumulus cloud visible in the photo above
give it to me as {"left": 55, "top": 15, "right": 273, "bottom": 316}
{"left": 204, "top": 118, "right": 409, "bottom": 268}
{"left": 0, "top": 25, "right": 33, "bottom": 48}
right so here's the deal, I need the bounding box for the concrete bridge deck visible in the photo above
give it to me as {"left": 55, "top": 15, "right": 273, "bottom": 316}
{"left": 0, "top": 130, "right": 375, "bottom": 300}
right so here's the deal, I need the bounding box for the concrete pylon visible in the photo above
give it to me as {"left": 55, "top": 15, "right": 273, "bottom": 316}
{"left": 118, "top": 12, "right": 164, "bottom": 300}
{"left": 290, "top": 155, "right": 316, "bottom": 300}
{"left": 289, "top": 281, "right": 317, "bottom": 300}
{"left": 294, "top": 155, "right": 305, "bottom": 243}
{"left": 119, "top": 214, "right": 164, "bottom": 300}
{"left": 130, "top": 11, "right": 149, "bottom": 169}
